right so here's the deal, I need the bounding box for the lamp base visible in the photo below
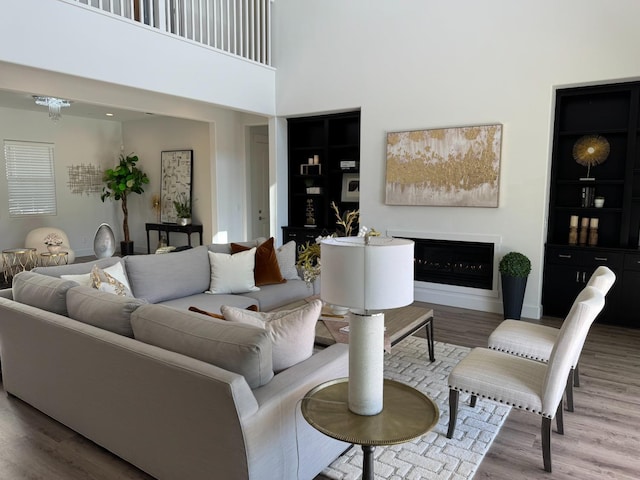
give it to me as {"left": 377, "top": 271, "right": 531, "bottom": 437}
{"left": 348, "top": 311, "right": 385, "bottom": 416}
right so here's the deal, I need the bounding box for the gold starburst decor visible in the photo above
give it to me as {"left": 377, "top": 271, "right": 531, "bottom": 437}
{"left": 573, "top": 134, "right": 610, "bottom": 179}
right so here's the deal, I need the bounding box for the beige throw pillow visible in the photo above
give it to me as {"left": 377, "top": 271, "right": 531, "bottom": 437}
{"left": 276, "top": 240, "right": 300, "bottom": 280}
{"left": 90, "top": 264, "right": 134, "bottom": 297}
{"left": 221, "top": 299, "right": 321, "bottom": 372}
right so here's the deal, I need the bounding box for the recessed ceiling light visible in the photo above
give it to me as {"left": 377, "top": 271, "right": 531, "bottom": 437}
{"left": 105, "top": 113, "right": 114, "bottom": 117}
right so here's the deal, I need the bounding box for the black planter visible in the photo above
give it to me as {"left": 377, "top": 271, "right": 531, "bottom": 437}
{"left": 120, "top": 241, "right": 134, "bottom": 256}
{"left": 501, "top": 274, "right": 528, "bottom": 320}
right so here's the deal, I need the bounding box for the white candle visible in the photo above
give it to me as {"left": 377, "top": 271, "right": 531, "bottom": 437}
{"left": 313, "top": 154, "right": 320, "bottom": 165}
{"left": 590, "top": 218, "right": 599, "bottom": 228}
{"left": 570, "top": 215, "right": 579, "bottom": 227}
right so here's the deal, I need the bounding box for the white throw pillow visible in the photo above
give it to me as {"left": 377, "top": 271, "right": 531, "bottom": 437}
{"left": 207, "top": 249, "right": 260, "bottom": 294}
{"left": 221, "top": 299, "right": 321, "bottom": 372}
{"left": 62, "top": 262, "right": 132, "bottom": 291}
{"left": 276, "top": 241, "right": 300, "bottom": 280}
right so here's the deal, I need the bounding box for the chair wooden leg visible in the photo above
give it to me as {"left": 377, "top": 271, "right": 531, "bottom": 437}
{"left": 565, "top": 369, "right": 575, "bottom": 412}
{"left": 446, "top": 389, "right": 459, "bottom": 439}
{"left": 574, "top": 365, "right": 580, "bottom": 387}
{"left": 470, "top": 395, "right": 477, "bottom": 408}
{"left": 556, "top": 401, "right": 564, "bottom": 435}
{"left": 541, "top": 416, "right": 552, "bottom": 472}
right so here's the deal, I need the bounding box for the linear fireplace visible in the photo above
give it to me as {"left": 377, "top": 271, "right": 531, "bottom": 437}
{"left": 402, "top": 238, "right": 494, "bottom": 290}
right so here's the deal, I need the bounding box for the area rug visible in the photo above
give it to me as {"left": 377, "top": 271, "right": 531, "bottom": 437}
{"left": 321, "top": 337, "right": 511, "bottom": 480}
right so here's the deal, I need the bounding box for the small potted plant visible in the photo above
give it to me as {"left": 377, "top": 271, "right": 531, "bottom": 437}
{"left": 499, "top": 251, "right": 532, "bottom": 320}
{"left": 173, "top": 193, "right": 192, "bottom": 226}
{"left": 43, "top": 232, "right": 63, "bottom": 253}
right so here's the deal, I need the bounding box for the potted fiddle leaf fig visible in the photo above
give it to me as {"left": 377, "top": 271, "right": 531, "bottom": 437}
{"left": 499, "top": 251, "right": 531, "bottom": 320}
{"left": 101, "top": 153, "right": 149, "bottom": 255}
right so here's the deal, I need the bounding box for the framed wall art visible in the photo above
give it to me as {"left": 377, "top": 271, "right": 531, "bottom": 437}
{"left": 160, "top": 150, "right": 193, "bottom": 223}
{"left": 342, "top": 173, "right": 360, "bottom": 202}
{"left": 385, "top": 124, "right": 502, "bottom": 207}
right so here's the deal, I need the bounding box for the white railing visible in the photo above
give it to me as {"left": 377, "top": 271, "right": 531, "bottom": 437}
{"left": 71, "top": 0, "right": 272, "bottom": 66}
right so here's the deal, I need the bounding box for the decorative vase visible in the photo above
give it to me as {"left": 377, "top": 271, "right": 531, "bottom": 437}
{"left": 47, "top": 245, "right": 61, "bottom": 254}
{"left": 178, "top": 217, "right": 192, "bottom": 226}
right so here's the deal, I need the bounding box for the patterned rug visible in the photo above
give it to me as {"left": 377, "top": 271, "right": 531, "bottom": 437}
{"left": 321, "top": 338, "right": 511, "bottom": 480}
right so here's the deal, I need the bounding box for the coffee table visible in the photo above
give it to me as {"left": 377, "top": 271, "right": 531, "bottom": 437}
{"left": 279, "top": 300, "right": 435, "bottom": 362}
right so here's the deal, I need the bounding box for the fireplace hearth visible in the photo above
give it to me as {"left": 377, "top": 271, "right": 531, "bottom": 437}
{"left": 404, "top": 238, "right": 494, "bottom": 290}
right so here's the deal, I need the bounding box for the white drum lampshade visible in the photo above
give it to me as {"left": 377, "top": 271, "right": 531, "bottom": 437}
{"left": 320, "top": 236, "right": 414, "bottom": 415}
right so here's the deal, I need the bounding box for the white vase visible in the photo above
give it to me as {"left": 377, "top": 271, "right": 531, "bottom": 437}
{"left": 178, "top": 217, "right": 192, "bottom": 226}
{"left": 47, "top": 245, "right": 62, "bottom": 254}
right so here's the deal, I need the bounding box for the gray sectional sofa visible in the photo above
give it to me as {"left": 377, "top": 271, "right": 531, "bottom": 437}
{"left": 0, "top": 240, "right": 349, "bottom": 480}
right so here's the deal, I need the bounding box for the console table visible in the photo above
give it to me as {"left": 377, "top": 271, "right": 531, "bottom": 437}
{"left": 145, "top": 223, "right": 203, "bottom": 254}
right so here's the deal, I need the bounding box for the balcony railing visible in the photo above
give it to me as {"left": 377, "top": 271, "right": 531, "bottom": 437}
{"left": 71, "top": 0, "right": 272, "bottom": 66}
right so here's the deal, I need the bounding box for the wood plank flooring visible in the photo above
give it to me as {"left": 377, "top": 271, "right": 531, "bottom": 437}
{"left": 0, "top": 302, "right": 638, "bottom": 479}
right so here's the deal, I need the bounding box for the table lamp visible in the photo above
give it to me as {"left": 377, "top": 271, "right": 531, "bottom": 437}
{"left": 320, "top": 235, "right": 414, "bottom": 415}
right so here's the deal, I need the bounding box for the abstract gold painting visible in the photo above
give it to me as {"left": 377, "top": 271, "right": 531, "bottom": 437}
{"left": 385, "top": 124, "right": 502, "bottom": 207}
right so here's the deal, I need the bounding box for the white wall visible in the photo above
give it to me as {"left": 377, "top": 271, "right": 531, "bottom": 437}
{"left": 121, "top": 116, "right": 213, "bottom": 252}
{"left": 0, "top": 107, "right": 121, "bottom": 257}
{"left": 273, "top": 0, "right": 640, "bottom": 318}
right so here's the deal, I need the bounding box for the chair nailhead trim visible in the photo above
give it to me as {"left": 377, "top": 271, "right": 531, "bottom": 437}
{"left": 448, "top": 385, "right": 553, "bottom": 417}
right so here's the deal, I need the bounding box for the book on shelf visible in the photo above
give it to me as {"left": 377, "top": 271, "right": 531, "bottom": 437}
{"left": 581, "top": 186, "right": 595, "bottom": 207}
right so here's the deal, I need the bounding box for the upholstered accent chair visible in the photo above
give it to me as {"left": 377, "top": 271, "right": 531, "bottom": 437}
{"left": 487, "top": 266, "right": 615, "bottom": 411}
{"left": 447, "top": 286, "right": 605, "bottom": 472}
{"left": 25, "top": 227, "right": 76, "bottom": 264}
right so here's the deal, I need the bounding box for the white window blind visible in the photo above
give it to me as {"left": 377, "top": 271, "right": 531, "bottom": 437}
{"left": 4, "top": 140, "right": 57, "bottom": 217}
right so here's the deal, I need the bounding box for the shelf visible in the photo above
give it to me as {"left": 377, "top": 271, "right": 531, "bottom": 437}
{"left": 558, "top": 128, "right": 628, "bottom": 136}
{"left": 556, "top": 179, "right": 625, "bottom": 185}
{"left": 553, "top": 206, "right": 623, "bottom": 213}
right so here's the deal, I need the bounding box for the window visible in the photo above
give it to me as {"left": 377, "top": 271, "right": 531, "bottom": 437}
{"left": 4, "top": 140, "right": 57, "bottom": 216}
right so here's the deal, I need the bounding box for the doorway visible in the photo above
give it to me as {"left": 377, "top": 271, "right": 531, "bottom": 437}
{"left": 248, "top": 125, "right": 270, "bottom": 240}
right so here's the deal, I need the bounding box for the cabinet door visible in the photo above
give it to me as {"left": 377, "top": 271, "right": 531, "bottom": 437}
{"left": 621, "top": 270, "right": 640, "bottom": 327}
{"left": 542, "top": 264, "right": 586, "bottom": 317}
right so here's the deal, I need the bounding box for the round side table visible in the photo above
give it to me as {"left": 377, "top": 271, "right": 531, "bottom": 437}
{"left": 301, "top": 378, "right": 439, "bottom": 480}
{"left": 2, "top": 248, "right": 38, "bottom": 283}
{"left": 39, "top": 251, "right": 69, "bottom": 267}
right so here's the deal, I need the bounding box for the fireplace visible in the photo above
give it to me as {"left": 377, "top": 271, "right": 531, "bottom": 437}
{"left": 403, "top": 238, "right": 494, "bottom": 290}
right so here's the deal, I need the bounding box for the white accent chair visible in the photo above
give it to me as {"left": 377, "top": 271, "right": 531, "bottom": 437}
{"left": 447, "top": 286, "right": 605, "bottom": 472}
{"left": 487, "top": 266, "right": 615, "bottom": 411}
{"left": 24, "top": 227, "right": 76, "bottom": 264}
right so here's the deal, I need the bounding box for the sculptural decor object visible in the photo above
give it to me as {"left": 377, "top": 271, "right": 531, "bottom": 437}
{"left": 94, "top": 223, "right": 116, "bottom": 259}
{"left": 573, "top": 134, "right": 610, "bottom": 180}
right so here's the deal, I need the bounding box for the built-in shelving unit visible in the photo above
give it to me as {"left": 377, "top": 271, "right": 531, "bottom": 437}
{"left": 543, "top": 81, "right": 640, "bottom": 326}
{"left": 283, "top": 111, "right": 360, "bottom": 246}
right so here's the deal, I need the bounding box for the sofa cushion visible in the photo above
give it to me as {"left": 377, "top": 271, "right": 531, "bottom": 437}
{"left": 221, "top": 299, "right": 321, "bottom": 372}
{"left": 32, "top": 256, "right": 122, "bottom": 277}
{"left": 12, "top": 271, "right": 78, "bottom": 316}
{"left": 131, "top": 304, "right": 274, "bottom": 388}
{"left": 125, "top": 246, "right": 210, "bottom": 303}
{"left": 66, "top": 286, "right": 146, "bottom": 337}
{"left": 207, "top": 249, "right": 260, "bottom": 294}
{"left": 231, "top": 237, "right": 285, "bottom": 286}
{"left": 158, "top": 293, "right": 258, "bottom": 314}
{"left": 241, "top": 280, "right": 313, "bottom": 311}
{"left": 276, "top": 241, "right": 300, "bottom": 280}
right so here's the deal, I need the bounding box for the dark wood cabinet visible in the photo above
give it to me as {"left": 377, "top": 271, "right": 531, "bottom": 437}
{"left": 543, "top": 81, "right": 640, "bottom": 327}
{"left": 283, "top": 111, "right": 360, "bottom": 246}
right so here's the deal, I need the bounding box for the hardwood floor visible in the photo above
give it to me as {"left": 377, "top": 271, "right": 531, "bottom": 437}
{"left": 0, "top": 302, "right": 638, "bottom": 479}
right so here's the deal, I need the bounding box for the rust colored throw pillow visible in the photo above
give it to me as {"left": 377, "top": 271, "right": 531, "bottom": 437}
{"left": 188, "top": 304, "right": 259, "bottom": 320}
{"left": 231, "top": 237, "right": 286, "bottom": 286}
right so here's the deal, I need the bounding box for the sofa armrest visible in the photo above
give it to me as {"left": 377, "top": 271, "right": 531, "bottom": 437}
{"left": 0, "top": 288, "right": 12, "bottom": 300}
{"left": 243, "top": 343, "right": 349, "bottom": 480}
